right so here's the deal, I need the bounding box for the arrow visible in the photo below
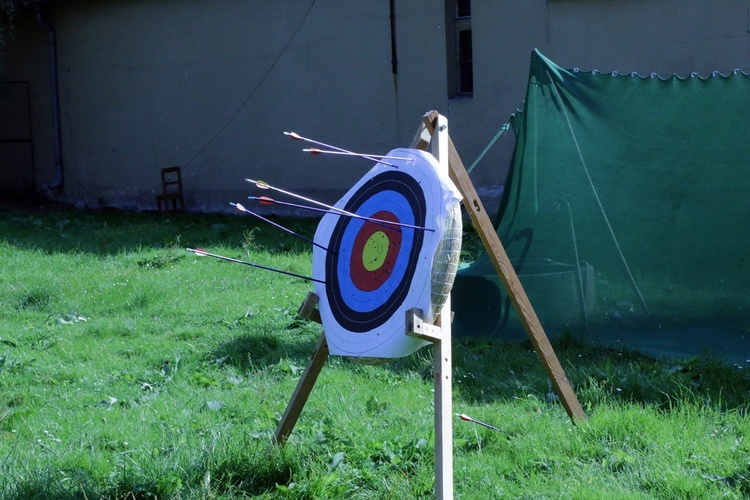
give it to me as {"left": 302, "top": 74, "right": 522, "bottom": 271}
{"left": 285, "top": 131, "right": 401, "bottom": 168}
{"left": 187, "top": 248, "right": 324, "bottom": 284}
{"left": 303, "top": 148, "right": 413, "bottom": 163}
{"left": 247, "top": 178, "right": 357, "bottom": 220}
{"left": 229, "top": 202, "right": 332, "bottom": 254}
{"left": 250, "top": 195, "right": 336, "bottom": 215}
{"left": 455, "top": 413, "right": 507, "bottom": 434}
{"left": 247, "top": 195, "right": 433, "bottom": 232}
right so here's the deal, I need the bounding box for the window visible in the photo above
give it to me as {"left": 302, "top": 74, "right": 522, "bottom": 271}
{"left": 446, "top": 0, "right": 473, "bottom": 97}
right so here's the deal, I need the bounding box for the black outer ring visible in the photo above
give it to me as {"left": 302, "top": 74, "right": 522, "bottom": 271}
{"left": 325, "top": 170, "right": 427, "bottom": 333}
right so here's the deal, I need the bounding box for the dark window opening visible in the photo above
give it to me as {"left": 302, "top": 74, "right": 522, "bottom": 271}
{"left": 446, "top": 0, "right": 473, "bottom": 97}
{"left": 457, "top": 28, "right": 473, "bottom": 94}
{"left": 456, "top": 0, "right": 471, "bottom": 18}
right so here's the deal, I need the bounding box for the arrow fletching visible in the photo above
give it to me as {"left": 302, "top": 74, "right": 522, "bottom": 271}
{"left": 284, "top": 131, "right": 303, "bottom": 141}
{"left": 247, "top": 195, "right": 277, "bottom": 206}
{"left": 284, "top": 131, "right": 400, "bottom": 168}
{"left": 246, "top": 179, "right": 271, "bottom": 190}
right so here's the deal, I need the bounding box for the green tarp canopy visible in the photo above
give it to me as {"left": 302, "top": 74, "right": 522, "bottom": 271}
{"left": 452, "top": 49, "right": 750, "bottom": 363}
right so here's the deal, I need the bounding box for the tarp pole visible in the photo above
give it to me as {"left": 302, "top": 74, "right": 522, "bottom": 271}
{"left": 545, "top": 71, "right": 649, "bottom": 316}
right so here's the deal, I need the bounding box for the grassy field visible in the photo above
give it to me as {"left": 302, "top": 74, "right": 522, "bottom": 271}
{"left": 1, "top": 202, "right": 749, "bottom": 499}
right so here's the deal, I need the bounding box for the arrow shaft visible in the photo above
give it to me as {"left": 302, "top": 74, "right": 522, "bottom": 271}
{"left": 251, "top": 196, "right": 333, "bottom": 216}
{"left": 304, "top": 149, "right": 413, "bottom": 162}
{"left": 247, "top": 178, "right": 356, "bottom": 219}
{"left": 248, "top": 196, "right": 433, "bottom": 232}
{"left": 457, "top": 413, "right": 506, "bottom": 433}
{"left": 187, "top": 248, "right": 324, "bottom": 284}
{"left": 231, "top": 203, "right": 332, "bottom": 254}
{"left": 286, "top": 131, "right": 400, "bottom": 168}
{"left": 473, "top": 420, "right": 503, "bottom": 432}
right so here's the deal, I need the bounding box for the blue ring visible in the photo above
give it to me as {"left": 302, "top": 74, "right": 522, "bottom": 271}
{"left": 335, "top": 191, "right": 415, "bottom": 312}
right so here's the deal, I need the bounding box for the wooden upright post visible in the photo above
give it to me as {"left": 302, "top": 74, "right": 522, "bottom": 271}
{"left": 430, "top": 113, "right": 454, "bottom": 499}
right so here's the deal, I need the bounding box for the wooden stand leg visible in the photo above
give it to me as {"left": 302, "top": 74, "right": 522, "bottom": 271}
{"left": 415, "top": 111, "right": 586, "bottom": 423}
{"left": 273, "top": 332, "right": 329, "bottom": 446}
{"left": 272, "top": 293, "right": 328, "bottom": 446}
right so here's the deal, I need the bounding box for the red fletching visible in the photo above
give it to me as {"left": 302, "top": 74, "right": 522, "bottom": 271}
{"left": 258, "top": 196, "right": 275, "bottom": 205}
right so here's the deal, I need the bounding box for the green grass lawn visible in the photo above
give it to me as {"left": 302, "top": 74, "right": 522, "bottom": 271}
{"left": 1, "top": 202, "right": 749, "bottom": 499}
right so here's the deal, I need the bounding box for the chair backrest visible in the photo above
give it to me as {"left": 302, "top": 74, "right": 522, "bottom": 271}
{"left": 161, "top": 166, "right": 182, "bottom": 195}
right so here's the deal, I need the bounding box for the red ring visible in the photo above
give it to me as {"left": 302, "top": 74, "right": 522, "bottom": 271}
{"left": 349, "top": 211, "right": 402, "bottom": 292}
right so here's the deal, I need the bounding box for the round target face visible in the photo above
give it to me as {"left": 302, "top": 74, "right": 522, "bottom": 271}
{"left": 325, "top": 171, "right": 425, "bottom": 332}
{"left": 312, "top": 148, "right": 462, "bottom": 359}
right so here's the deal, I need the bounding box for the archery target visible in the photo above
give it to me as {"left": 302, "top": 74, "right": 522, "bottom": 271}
{"left": 312, "top": 148, "right": 462, "bottom": 359}
{"left": 326, "top": 171, "right": 425, "bottom": 331}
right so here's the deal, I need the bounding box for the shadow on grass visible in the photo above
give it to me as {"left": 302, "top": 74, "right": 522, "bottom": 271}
{"left": 208, "top": 306, "right": 750, "bottom": 417}
{"left": 0, "top": 201, "right": 320, "bottom": 257}
{"left": 442, "top": 332, "right": 750, "bottom": 414}
{"left": 2, "top": 443, "right": 301, "bottom": 499}
{"left": 208, "top": 317, "right": 322, "bottom": 372}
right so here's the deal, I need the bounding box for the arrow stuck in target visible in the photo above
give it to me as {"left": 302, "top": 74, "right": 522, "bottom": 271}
{"left": 229, "top": 202, "right": 333, "bottom": 254}
{"left": 247, "top": 178, "right": 358, "bottom": 220}
{"left": 285, "top": 131, "right": 408, "bottom": 168}
{"left": 187, "top": 247, "right": 325, "bottom": 284}
{"left": 303, "top": 148, "right": 414, "bottom": 163}
{"left": 247, "top": 195, "right": 433, "bottom": 233}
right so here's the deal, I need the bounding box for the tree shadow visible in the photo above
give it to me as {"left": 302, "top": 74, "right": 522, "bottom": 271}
{"left": 207, "top": 316, "right": 322, "bottom": 373}
{"left": 444, "top": 332, "right": 750, "bottom": 414}
{"left": 207, "top": 303, "right": 750, "bottom": 415}
{"left": 0, "top": 200, "right": 320, "bottom": 257}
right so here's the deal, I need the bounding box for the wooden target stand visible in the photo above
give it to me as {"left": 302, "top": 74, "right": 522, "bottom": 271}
{"left": 272, "top": 112, "right": 585, "bottom": 500}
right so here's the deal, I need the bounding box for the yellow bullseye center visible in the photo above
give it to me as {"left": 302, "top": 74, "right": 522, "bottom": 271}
{"left": 362, "top": 231, "right": 390, "bottom": 271}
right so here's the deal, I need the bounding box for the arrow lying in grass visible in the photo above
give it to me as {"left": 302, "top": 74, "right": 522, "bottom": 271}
{"left": 455, "top": 413, "right": 507, "bottom": 434}
{"left": 187, "top": 248, "right": 324, "bottom": 284}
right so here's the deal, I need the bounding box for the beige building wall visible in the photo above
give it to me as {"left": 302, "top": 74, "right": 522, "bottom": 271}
{"left": 5, "top": 0, "right": 750, "bottom": 213}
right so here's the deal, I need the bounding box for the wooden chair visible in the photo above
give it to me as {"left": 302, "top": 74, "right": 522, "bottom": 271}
{"left": 156, "top": 166, "right": 185, "bottom": 212}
